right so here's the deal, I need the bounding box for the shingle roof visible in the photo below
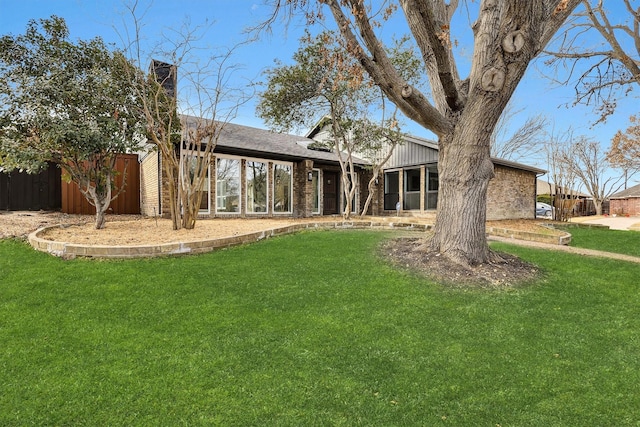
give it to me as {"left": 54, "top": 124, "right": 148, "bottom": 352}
{"left": 181, "top": 115, "right": 367, "bottom": 165}
{"left": 610, "top": 183, "right": 640, "bottom": 199}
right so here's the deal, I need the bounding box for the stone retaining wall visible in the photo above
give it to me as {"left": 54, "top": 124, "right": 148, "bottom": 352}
{"left": 29, "top": 221, "right": 569, "bottom": 259}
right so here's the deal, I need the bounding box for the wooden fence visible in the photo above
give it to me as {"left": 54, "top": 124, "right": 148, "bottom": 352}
{"left": 61, "top": 154, "right": 141, "bottom": 215}
{"left": 0, "top": 163, "right": 62, "bottom": 211}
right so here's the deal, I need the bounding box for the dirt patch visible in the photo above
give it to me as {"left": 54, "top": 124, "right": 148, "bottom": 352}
{"left": 382, "top": 236, "right": 541, "bottom": 288}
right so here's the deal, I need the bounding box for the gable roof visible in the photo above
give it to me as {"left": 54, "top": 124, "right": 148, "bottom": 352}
{"left": 610, "top": 182, "right": 640, "bottom": 199}
{"left": 181, "top": 115, "right": 367, "bottom": 166}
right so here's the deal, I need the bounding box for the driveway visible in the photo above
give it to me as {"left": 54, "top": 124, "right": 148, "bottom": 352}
{"left": 573, "top": 216, "right": 640, "bottom": 231}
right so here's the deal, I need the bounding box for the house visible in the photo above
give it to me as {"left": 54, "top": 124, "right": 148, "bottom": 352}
{"left": 609, "top": 183, "right": 640, "bottom": 216}
{"left": 374, "top": 135, "right": 545, "bottom": 220}
{"left": 307, "top": 125, "right": 546, "bottom": 221}
{"left": 139, "top": 117, "right": 372, "bottom": 219}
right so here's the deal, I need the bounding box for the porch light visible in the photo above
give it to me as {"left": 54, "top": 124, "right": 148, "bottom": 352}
{"left": 307, "top": 171, "right": 313, "bottom": 181}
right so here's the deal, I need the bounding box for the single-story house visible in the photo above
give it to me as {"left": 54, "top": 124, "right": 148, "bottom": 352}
{"left": 374, "top": 135, "right": 545, "bottom": 220}
{"left": 609, "top": 183, "right": 640, "bottom": 216}
{"left": 307, "top": 123, "right": 546, "bottom": 220}
{"left": 139, "top": 116, "right": 546, "bottom": 221}
{"left": 139, "top": 117, "right": 372, "bottom": 218}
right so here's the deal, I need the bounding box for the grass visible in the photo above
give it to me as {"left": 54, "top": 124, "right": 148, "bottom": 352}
{"left": 1, "top": 230, "right": 639, "bottom": 426}
{"left": 562, "top": 225, "right": 640, "bottom": 257}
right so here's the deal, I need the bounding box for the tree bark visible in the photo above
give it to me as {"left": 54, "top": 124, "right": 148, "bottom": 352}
{"left": 430, "top": 110, "right": 495, "bottom": 265}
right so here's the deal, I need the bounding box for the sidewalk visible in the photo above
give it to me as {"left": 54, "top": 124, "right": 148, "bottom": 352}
{"left": 489, "top": 235, "right": 640, "bottom": 264}
{"left": 570, "top": 215, "right": 640, "bottom": 231}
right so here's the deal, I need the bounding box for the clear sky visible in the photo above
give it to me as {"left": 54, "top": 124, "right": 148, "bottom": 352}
{"left": 1, "top": 0, "right": 637, "bottom": 179}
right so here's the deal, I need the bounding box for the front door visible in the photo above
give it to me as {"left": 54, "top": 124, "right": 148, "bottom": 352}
{"left": 323, "top": 171, "right": 340, "bottom": 215}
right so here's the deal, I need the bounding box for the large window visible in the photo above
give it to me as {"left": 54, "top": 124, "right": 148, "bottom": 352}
{"left": 425, "top": 164, "right": 439, "bottom": 210}
{"left": 404, "top": 168, "right": 421, "bottom": 210}
{"left": 182, "top": 155, "right": 210, "bottom": 213}
{"left": 311, "top": 170, "right": 320, "bottom": 214}
{"left": 216, "top": 157, "right": 240, "bottom": 213}
{"left": 273, "top": 163, "right": 292, "bottom": 213}
{"left": 246, "top": 160, "right": 268, "bottom": 213}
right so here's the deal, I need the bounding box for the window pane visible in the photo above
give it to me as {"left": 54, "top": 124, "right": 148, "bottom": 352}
{"left": 312, "top": 170, "right": 320, "bottom": 213}
{"left": 185, "top": 155, "right": 209, "bottom": 212}
{"left": 425, "top": 165, "right": 438, "bottom": 210}
{"left": 404, "top": 169, "right": 420, "bottom": 210}
{"left": 273, "top": 163, "right": 292, "bottom": 213}
{"left": 216, "top": 158, "right": 240, "bottom": 213}
{"left": 247, "top": 161, "right": 267, "bottom": 213}
{"left": 384, "top": 171, "right": 399, "bottom": 210}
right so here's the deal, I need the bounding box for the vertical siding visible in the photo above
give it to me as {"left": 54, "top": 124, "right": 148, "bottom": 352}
{"left": 61, "top": 154, "right": 140, "bottom": 215}
{"left": 384, "top": 139, "right": 438, "bottom": 169}
{"left": 0, "top": 163, "right": 61, "bottom": 211}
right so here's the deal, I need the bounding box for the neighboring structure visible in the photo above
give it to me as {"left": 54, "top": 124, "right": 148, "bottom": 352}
{"left": 609, "top": 183, "right": 640, "bottom": 216}
{"left": 139, "top": 117, "right": 371, "bottom": 218}
{"left": 536, "top": 179, "right": 598, "bottom": 217}
{"left": 370, "top": 134, "right": 544, "bottom": 220}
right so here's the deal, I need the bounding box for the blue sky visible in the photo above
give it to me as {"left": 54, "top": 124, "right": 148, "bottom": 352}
{"left": 1, "top": 0, "right": 637, "bottom": 178}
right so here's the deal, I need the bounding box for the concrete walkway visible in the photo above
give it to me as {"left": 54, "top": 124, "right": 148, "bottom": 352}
{"left": 489, "top": 235, "right": 640, "bottom": 264}
{"left": 571, "top": 216, "right": 640, "bottom": 231}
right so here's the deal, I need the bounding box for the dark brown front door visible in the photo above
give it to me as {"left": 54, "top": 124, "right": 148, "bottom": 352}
{"left": 323, "top": 171, "right": 339, "bottom": 214}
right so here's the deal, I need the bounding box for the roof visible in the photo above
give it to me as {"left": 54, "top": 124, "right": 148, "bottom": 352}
{"left": 536, "top": 179, "right": 590, "bottom": 198}
{"left": 181, "top": 115, "right": 367, "bottom": 166}
{"left": 610, "top": 182, "right": 640, "bottom": 199}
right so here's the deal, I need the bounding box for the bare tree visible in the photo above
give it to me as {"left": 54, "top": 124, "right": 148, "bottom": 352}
{"left": 545, "top": 0, "right": 640, "bottom": 123}
{"left": 545, "top": 129, "right": 581, "bottom": 221}
{"left": 262, "top": 1, "right": 581, "bottom": 266}
{"left": 562, "top": 136, "right": 626, "bottom": 215}
{"left": 120, "top": 3, "right": 251, "bottom": 230}
{"left": 491, "top": 102, "right": 548, "bottom": 162}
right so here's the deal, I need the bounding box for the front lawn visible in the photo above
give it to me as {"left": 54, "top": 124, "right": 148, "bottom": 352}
{"left": 563, "top": 224, "right": 640, "bottom": 257}
{"left": 1, "top": 231, "right": 639, "bottom": 426}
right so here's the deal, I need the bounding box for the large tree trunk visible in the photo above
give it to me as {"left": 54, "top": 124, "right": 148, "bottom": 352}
{"left": 430, "top": 102, "right": 498, "bottom": 266}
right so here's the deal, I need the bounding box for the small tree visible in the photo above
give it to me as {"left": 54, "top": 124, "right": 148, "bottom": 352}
{"left": 545, "top": 129, "right": 580, "bottom": 221}
{"left": 258, "top": 31, "right": 405, "bottom": 219}
{"left": 562, "top": 136, "right": 626, "bottom": 215}
{"left": 122, "top": 7, "right": 251, "bottom": 230}
{"left": 0, "top": 16, "right": 143, "bottom": 229}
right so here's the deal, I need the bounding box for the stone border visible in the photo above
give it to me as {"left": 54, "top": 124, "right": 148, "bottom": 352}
{"left": 29, "top": 220, "right": 572, "bottom": 259}
{"left": 487, "top": 224, "right": 572, "bottom": 246}
{"left": 28, "top": 221, "right": 433, "bottom": 259}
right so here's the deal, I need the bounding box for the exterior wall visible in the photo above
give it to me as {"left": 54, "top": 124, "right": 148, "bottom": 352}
{"left": 140, "top": 152, "right": 160, "bottom": 217}
{"left": 486, "top": 164, "right": 536, "bottom": 220}
{"left": 153, "top": 152, "right": 367, "bottom": 219}
{"left": 610, "top": 198, "right": 640, "bottom": 216}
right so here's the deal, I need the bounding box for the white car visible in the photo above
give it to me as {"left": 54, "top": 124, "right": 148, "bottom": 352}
{"left": 536, "top": 202, "right": 553, "bottom": 218}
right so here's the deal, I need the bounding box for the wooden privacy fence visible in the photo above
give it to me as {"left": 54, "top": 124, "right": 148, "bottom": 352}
{"left": 0, "top": 163, "right": 62, "bottom": 211}
{"left": 61, "top": 154, "right": 141, "bottom": 215}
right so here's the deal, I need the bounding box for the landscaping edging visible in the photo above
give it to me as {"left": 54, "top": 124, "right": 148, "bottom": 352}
{"left": 29, "top": 220, "right": 571, "bottom": 259}
{"left": 28, "top": 221, "right": 433, "bottom": 259}
{"left": 486, "top": 224, "right": 571, "bottom": 246}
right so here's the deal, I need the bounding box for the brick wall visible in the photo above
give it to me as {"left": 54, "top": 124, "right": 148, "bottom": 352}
{"left": 487, "top": 164, "right": 536, "bottom": 220}
{"left": 140, "top": 153, "right": 160, "bottom": 216}
{"left": 610, "top": 198, "right": 640, "bottom": 216}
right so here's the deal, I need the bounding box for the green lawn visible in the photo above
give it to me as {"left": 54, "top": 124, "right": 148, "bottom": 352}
{"left": 1, "top": 231, "right": 639, "bottom": 426}
{"left": 563, "top": 224, "right": 640, "bottom": 257}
